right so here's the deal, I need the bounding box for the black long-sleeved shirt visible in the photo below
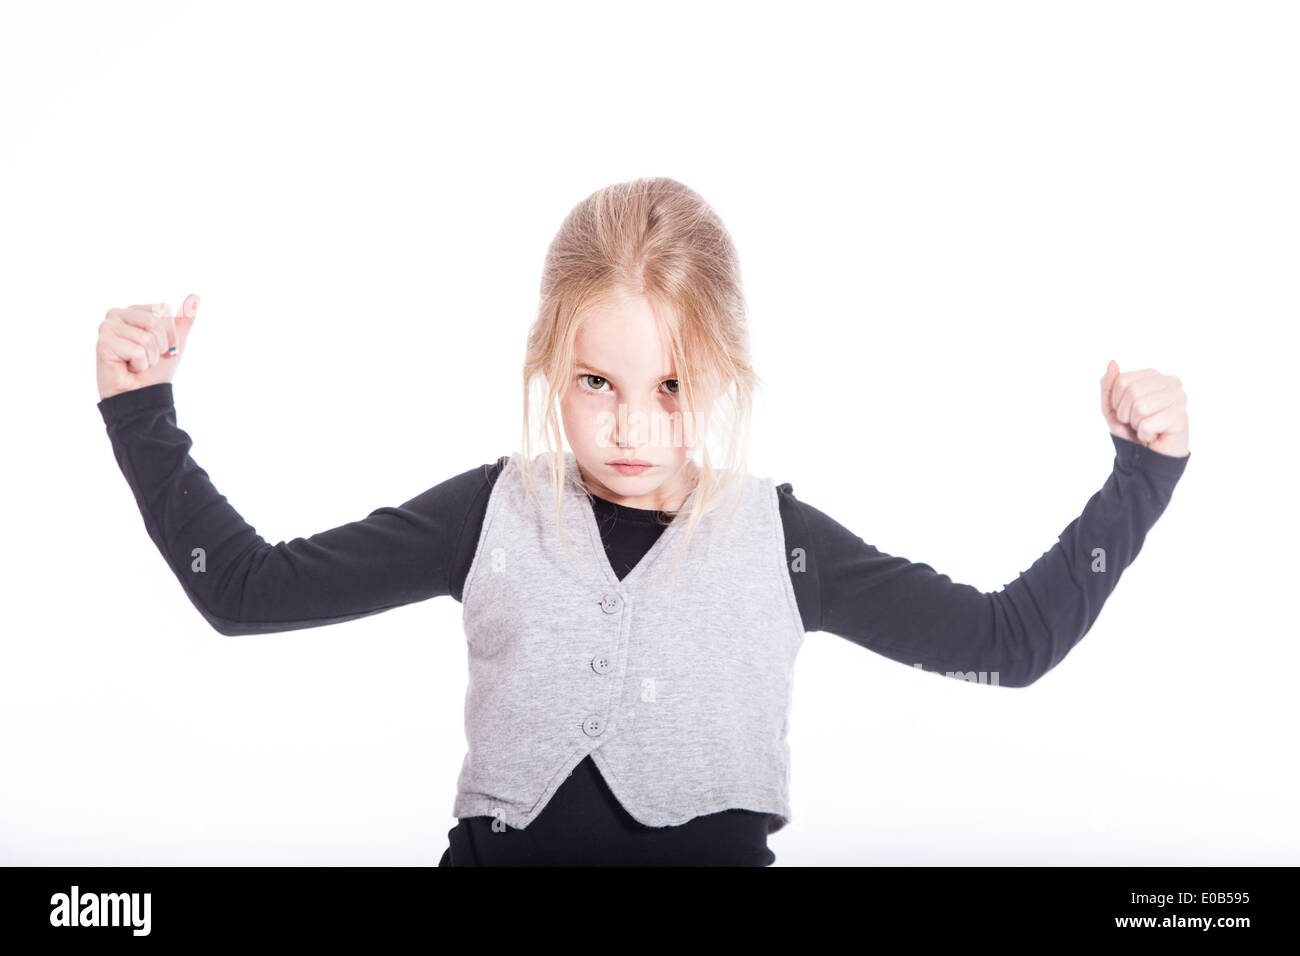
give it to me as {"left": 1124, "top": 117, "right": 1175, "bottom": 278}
{"left": 97, "top": 382, "right": 1190, "bottom": 865}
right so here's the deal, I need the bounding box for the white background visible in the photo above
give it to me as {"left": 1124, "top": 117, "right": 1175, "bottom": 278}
{"left": 1, "top": 0, "right": 1295, "bottom": 866}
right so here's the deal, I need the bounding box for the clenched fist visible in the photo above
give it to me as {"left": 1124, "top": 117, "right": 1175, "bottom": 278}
{"left": 97, "top": 294, "right": 200, "bottom": 401}
{"left": 1100, "top": 359, "right": 1190, "bottom": 459}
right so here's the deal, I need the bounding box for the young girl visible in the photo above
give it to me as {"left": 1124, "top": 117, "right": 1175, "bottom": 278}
{"left": 95, "top": 177, "right": 1191, "bottom": 867}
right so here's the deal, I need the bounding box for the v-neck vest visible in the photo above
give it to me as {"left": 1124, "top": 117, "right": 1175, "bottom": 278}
{"left": 456, "top": 450, "right": 806, "bottom": 832}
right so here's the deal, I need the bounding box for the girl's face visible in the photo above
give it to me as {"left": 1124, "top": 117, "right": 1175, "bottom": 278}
{"left": 558, "top": 293, "right": 703, "bottom": 512}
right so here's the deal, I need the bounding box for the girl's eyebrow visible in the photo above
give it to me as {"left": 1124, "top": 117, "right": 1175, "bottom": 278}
{"left": 575, "top": 361, "right": 676, "bottom": 382}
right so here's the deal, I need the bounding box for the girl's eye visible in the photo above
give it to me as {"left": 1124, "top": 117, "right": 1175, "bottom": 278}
{"left": 578, "top": 374, "right": 678, "bottom": 395}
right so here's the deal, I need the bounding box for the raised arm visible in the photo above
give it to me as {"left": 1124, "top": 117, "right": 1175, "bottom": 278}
{"left": 98, "top": 382, "right": 502, "bottom": 635}
{"left": 780, "top": 434, "right": 1190, "bottom": 687}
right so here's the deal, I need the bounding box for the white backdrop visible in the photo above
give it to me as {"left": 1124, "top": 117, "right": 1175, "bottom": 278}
{"left": 1, "top": 0, "right": 1295, "bottom": 866}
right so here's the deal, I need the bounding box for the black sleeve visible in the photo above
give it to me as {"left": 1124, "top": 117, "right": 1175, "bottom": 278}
{"left": 776, "top": 434, "right": 1190, "bottom": 687}
{"left": 97, "top": 382, "right": 505, "bottom": 636}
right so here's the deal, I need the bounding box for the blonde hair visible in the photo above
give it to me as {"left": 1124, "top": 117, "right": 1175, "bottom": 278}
{"left": 519, "top": 176, "right": 760, "bottom": 580}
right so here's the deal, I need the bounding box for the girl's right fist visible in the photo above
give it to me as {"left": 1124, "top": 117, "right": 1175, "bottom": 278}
{"left": 97, "top": 294, "right": 200, "bottom": 400}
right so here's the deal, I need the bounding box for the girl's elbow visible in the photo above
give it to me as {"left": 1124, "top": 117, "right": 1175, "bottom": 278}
{"left": 207, "top": 616, "right": 238, "bottom": 637}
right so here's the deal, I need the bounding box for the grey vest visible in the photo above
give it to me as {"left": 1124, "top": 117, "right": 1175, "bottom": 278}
{"left": 456, "top": 450, "right": 805, "bottom": 832}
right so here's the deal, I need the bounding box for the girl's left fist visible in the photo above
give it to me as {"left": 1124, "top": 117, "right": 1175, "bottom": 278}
{"left": 1100, "top": 360, "right": 1189, "bottom": 458}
